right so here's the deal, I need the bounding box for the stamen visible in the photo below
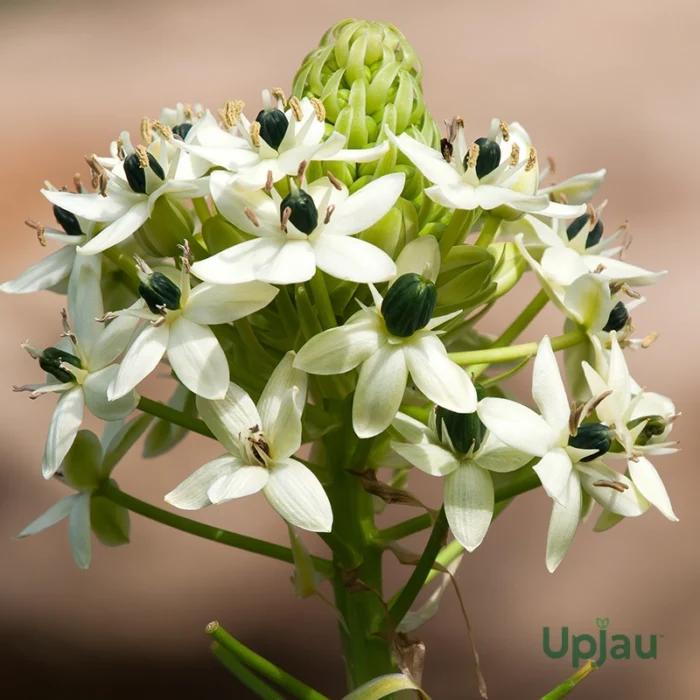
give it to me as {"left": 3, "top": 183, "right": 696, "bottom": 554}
{"left": 25, "top": 219, "right": 46, "bottom": 247}
{"left": 116, "top": 136, "right": 125, "bottom": 160}
{"left": 327, "top": 171, "right": 344, "bottom": 190}
{"left": 641, "top": 331, "right": 659, "bottom": 348}
{"left": 178, "top": 240, "right": 193, "bottom": 272}
{"left": 585, "top": 390, "right": 613, "bottom": 419}
{"left": 324, "top": 204, "right": 335, "bottom": 224}
{"left": 569, "top": 402, "right": 584, "bottom": 436}
{"left": 219, "top": 100, "right": 244, "bottom": 130}
{"left": 587, "top": 203, "right": 597, "bottom": 227}
{"left": 440, "top": 138, "right": 453, "bottom": 163}
{"left": 499, "top": 120, "right": 510, "bottom": 142}
{"left": 593, "top": 480, "right": 629, "bottom": 493}
{"left": 508, "top": 143, "right": 520, "bottom": 166}
{"left": 271, "top": 87, "right": 287, "bottom": 107}
{"left": 135, "top": 145, "right": 150, "bottom": 168}
{"left": 467, "top": 142, "right": 480, "bottom": 170}
{"left": 265, "top": 170, "right": 274, "bottom": 192}
{"left": 281, "top": 206, "right": 292, "bottom": 231}
{"left": 140, "top": 118, "right": 153, "bottom": 145}
{"left": 594, "top": 263, "right": 606, "bottom": 274}
{"left": 95, "top": 312, "right": 118, "bottom": 323}
{"left": 152, "top": 315, "right": 167, "bottom": 327}
{"left": 244, "top": 208, "right": 260, "bottom": 227}
{"left": 151, "top": 121, "right": 173, "bottom": 140}
{"left": 454, "top": 115, "right": 465, "bottom": 130}
{"left": 60, "top": 308, "right": 73, "bottom": 337}
{"left": 249, "top": 121, "right": 261, "bottom": 148}
{"left": 73, "top": 173, "right": 83, "bottom": 193}
{"left": 13, "top": 385, "right": 42, "bottom": 399}
{"left": 84, "top": 154, "right": 108, "bottom": 196}
{"left": 183, "top": 103, "right": 194, "bottom": 121}
{"left": 288, "top": 96, "right": 303, "bottom": 122}
{"left": 525, "top": 147, "right": 537, "bottom": 172}
{"left": 20, "top": 341, "right": 42, "bottom": 360}
{"left": 310, "top": 98, "right": 325, "bottom": 122}
{"left": 547, "top": 156, "right": 556, "bottom": 175}
{"left": 155, "top": 303, "right": 168, "bottom": 317}
{"left": 558, "top": 192, "right": 569, "bottom": 204}
{"left": 297, "top": 160, "right": 308, "bottom": 182}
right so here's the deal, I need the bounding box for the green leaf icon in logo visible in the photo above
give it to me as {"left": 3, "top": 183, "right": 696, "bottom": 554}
{"left": 596, "top": 617, "right": 610, "bottom": 629}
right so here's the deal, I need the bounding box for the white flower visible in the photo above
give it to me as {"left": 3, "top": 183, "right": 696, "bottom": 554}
{"left": 477, "top": 336, "right": 649, "bottom": 572}
{"left": 537, "top": 168, "right": 607, "bottom": 205}
{"left": 387, "top": 119, "right": 585, "bottom": 219}
{"left": 0, "top": 181, "right": 92, "bottom": 295}
{"left": 15, "top": 421, "right": 148, "bottom": 568}
{"left": 582, "top": 333, "right": 679, "bottom": 523}
{"left": 176, "top": 90, "right": 389, "bottom": 190}
{"left": 108, "top": 256, "right": 277, "bottom": 401}
{"left": 391, "top": 406, "right": 530, "bottom": 552}
{"left": 42, "top": 132, "right": 209, "bottom": 255}
{"left": 14, "top": 258, "right": 139, "bottom": 478}
{"left": 191, "top": 173, "right": 403, "bottom": 285}
{"left": 294, "top": 236, "right": 476, "bottom": 438}
{"left": 165, "top": 352, "right": 333, "bottom": 533}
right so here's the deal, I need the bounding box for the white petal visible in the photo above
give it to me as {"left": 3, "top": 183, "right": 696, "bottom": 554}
{"left": 69, "top": 492, "right": 92, "bottom": 569}
{"left": 324, "top": 173, "right": 405, "bottom": 237}
{"left": 210, "top": 173, "right": 280, "bottom": 235}
{"left": 88, "top": 303, "right": 142, "bottom": 370}
{"left": 583, "top": 255, "right": 666, "bottom": 286}
{"left": 325, "top": 140, "right": 390, "bottom": 163}
{"left": 183, "top": 281, "right": 278, "bottom": 324}
{"left": 165, "top": 455, "right": 241, "bottom": 510}
{"left": 394, "top": 235, "right": 441, "bottom": 282}
{"left": 255, "top": 239, "right": 317, "bottom": 284}
{"left": 83, "top": 365, "right": 138, "bottom": 421}
{"left": 577, "top": 463, "right": 650, "bottom": 517}
{"left": 391, "top": 412, "right": 433, "bottom": 444}
{"left": 191, "top": 238, "right": 283, "bottom": 285}
{"left": 78, "top": 202, "right": 150, "bottom": 255}
{"left": 533, "top": 448, "right": 574, "bottom": 506}
{"left": 538, "top": 169, "right": 606, "bottom": 205}
{"left": 546, "top": 471, "right": 582, "bottom": 572}
{"left": 444, "top": 462, "right": 495, "bottom": 552}
{"left": 532, "top": 336, "right": 570, "bottom": 437}
{"left": 606, "top": 334, "right": 631, "bottom": 415}
{"left": 313, "top": 234, "right": 396, "bottom": 283}
{"left": 294, "top": 314, "right": 385, "bottom": 375}
{"left": 0, "top": 246, "right": 75, "bottom": 294}
{"left": 474, "top": 431, "right": 532, "bottom": 473}
{"left": 563, "top": 273, "right": 611, "bottom": 331}
{"left": 167, "top": 317, "right": 229, "bottom": 400}
{"left": 197, "top": 383, "right": 260, "bottom": 456}
{"left": 628, "top": 457, "right": 677, "bottom": 521}
{"left": 68, "top": 254, "right": 104, "bottom": 359}
{"left": 42, "top": 388, "right": 84, "bottom": 479}
{"left": 387, "top": 130, "right": 461, "bottom": 186}
{"left": 353, "top": 344, "right": 408, "bottom": 438}
{"left": 209, "top": 464, "right": 269, "bottom": 504}
{"left": 42, "top": 189, "right": 133, "bottom": 221}
{"left": 16, "top": 494, "right": 79, "bottom": 538}
{"left": 258, "top": 353, "right": 307, "bottom": 460}
{"left": 593, "top": 510, "right": 625, "bottom": 532}
{"left": 263, "top": 459, "right": 333, "bottom": 532}
{"left": 391, "top": 441, "right": 459, "bottom": 476}
{"left": 540, "top": 247, "right": 589, "bottom": 287}
{"left": 478, "top": 397, "right": 558, "bottom": 458}
{"left": 108, "top": 323, "right": 168, "bottom": 400}
{"left": 404, "top": 335, "right": 476, "bottom": 413}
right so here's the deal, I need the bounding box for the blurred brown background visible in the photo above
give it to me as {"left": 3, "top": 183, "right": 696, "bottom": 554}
{"left": 1, "top": 1, "right": 698, "bottom": 698}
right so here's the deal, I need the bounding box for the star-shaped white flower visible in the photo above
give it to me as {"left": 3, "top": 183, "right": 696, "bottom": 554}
{"left": 582, "top": 333, "right": 679, "bottom": 523}
{"left": 14, "top": 258, "right": 140, "bottom": 478}
{"left": 165, "top": 352, "right": 333, "bottom": 532}
{"left": 386, "top": 119, "right": 585, "bottom": 220}
{"left": 294, "top": 236, "right": 476, "bottom": 438}
{"left": 391, "top": 405, "right": 531, "bottom": 552}
{"left": 108, "top": 256, "right": 278, "bottom": 401}
{"left": 191, "top": 173, "right": 403, "bottom": 285}
{"left": 176, "top": 90, "right": 388, "bottom": 191}
{"left": 477, "top": 336, "right": 649, "bottom": 571}
{"left": 42, "top": 132, "right": 209, "bottom": 255}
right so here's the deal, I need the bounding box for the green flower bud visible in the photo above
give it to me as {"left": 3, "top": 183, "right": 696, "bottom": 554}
{"left": 382, "top": 272, "right": 437, "bottom": 337}
{"left": 137, "top": 196, "right": 194, "bottom": 258}
{"left": 602, "top": 301, "right": 628, "bottom": 333}
{"left": 61, "top": 430, "right": 103, "bottom": 490}
{"left": 201, "top": 214, "right": 248, "bottom": 255}
{"left": 360, "top": 196, "right": 419, "bottom": 257}
{"left": 464, "top": 137, "right": 501, "bottom": 179}
{"left": 256, "top": 108, "right": 290, "bottom": 150}
{"left": 124, "top": 151, "right": 165, "bottom": 194}
{"left": 436, "top": 245, "right": 496, "bottom": 309}
{"left": 138, "top": 271, "right": 181, "bottom": 315}
{"left": 435, "top": 384, "right": 488, "bottom": 454}
{"left": 53, "top": 205, "right": 83, "bottom": 236}
{"left": 627, "top": 415, "right": 668, "bottom": 446}
{"left": 566, "top": 213, "right": 604, "bottom": 249}
{"left": 39, "top": 347, "right": 82, "bottom": 383}
{"left": 568, "top": 423, "right": 613, "bottom": 462}
{"left": 90, "top": 491, "right": 131, "bottom": 547}
{"left": 280, "top": 187, "right": 318, "bottom": 234}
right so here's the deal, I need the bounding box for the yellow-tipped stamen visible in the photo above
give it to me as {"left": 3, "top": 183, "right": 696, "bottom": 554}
{"left": 84, "top": 154, "right": 108, "bottom": 196}
{"left": 499, "top": 120, "right": 510, "bottom": 142}
{"left": 244, "top": 208, "right": 260, "bottom": 227}
{"left": 25, "top": 219, "right": 46, "bottom": 247}
{"left": 183, "top": 103, "right": 194, "bottom": 121}
{"left": 151, "top": 121, "right": 173, "bottom": 140}
{"left": 324, "top": 204, "right": 335, "bottom": 224}
{"left": 73, "top": 173, "right": 83, "bottom": 193}
{"left": 310, "top": 98, "right": 325, "bottom": 122}
{"left": 288, "top": 96, "right": 303, "bottom": 122}
{"left": 219, "top": 100, "right": 244, "bottom": 130}
{"left": 467, "top": 142, "right": 480, "bottom": 170}
{"left": 271, "top": 87, "right": 287, "bottom": 107}
{"left": 140, "top": 118, "right": 153, "bottom": 145}
{"left": 525, "top": 147, "right": 537, "bottom": 172}
{"left": 116, "top": 136, "right": 125, "bottom": 160}
{"left": 642, "top": 331, "right": 659, "bottom": 349}
{"left": 593, "top": 480, "right": 629, "bottom": 493}
{"left": 327, "top": 171, "right": 344, "bottom": 190}
{"left": 508, "top": 143, "right": 520, "bottom": 166}
{"left": 135, "top": 145, "right": 150, "bottom": 168}
{"left": 249, "top": 121, "right": 261, "bottom": 148}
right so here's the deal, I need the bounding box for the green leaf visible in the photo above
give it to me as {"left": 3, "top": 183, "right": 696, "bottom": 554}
{"left": 343, "top": 673, "right": 430, "bottom": 700}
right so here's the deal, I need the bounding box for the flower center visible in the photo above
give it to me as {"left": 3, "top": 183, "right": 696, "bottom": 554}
{"left": 124, "top": 148, "right": 165, "bottom": 194}
{"left": 463, "top": 137, "right": 501, "bottom": 179}
{"left": 39, "top": 347, "right": 83, "bottom": 384}
{"left": 382, "top": 273, "right": 437, "bottom": 338}
{"left": 435, "top": 384, "right": 488, "bottom": 453}
{"left": 52, "top": 205, "right": 83, "bottom": 236}
{"left": 256, "top": 108, "right": 290, "bottom": 151}
{"left": 602, "top": 301, "right": 629, "bottom": 333}
{"left": 280, "top": 187, "right": 318, "bottom": 234}
{"left": 566, "top": 213, "right": 604, "bottom": 248}
{"left": 138, "top": 271, "right": 182, "bottom": 316}
{"left": 246, "top": 425, "right": 271, "bottom": 466}
{"left": 568, "top": 422, "right": 613, "bottom": 461}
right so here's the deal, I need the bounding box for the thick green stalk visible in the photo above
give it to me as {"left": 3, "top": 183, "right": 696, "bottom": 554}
{"left": 308, "top": 271, "right": 338, "bottom": 329}
{"left": 137, "top": 396, "right": 213, "bottom": 439}
{"left": 469, "top": 289, "right": 550, "bottom": 378}
{"left": 192, "top": 196, "right": 211, "bottom": 224}
{"left": 207, "top": 623, "right": 329, "bottom": 700}
{"left": 102, "top": 247, "right": 140, "bottom": 292}
{"left": 96, "top": 481, "right": 333, "bottom": 574}
{"left": 540, "top": 661, "right": 598, "bottom": 699}
{"left": 211, "top": 643, "right": 284, "bottom": 700}
{"left": 474, "top": 214, "right": 500, "bottom": 248}
{"left": 449, "top": 329, "right": 584, "bottom": 366}
{"left": 439, "top": 209, "right": 478, "bottom": 258}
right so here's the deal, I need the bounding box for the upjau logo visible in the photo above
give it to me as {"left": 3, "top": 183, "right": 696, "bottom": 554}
{"left": 542, "top": 618, "right": 661, "bottom": 667}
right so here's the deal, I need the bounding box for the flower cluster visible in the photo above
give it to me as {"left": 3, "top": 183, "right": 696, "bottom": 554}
{"left": 6, "top": 21, "right": 677, "bottom": 583}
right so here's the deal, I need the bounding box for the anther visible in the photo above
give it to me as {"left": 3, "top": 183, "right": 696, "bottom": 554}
{"left": 499, "top": 120, "right": 510, "bottom": 141}
{"left": 84, "top": 155, "right": 108, "bottom": 196}
{"left": 271, "top": 87, "right": 287, "bottom": 107}
{"left": 135, "top": 145, "right": 149, "bottom": 168}
{"left": 25, "top": 219, "right": 46, "bottom": 247}
{"left": 642, "top": 331, "right": 659, "bottom": 349}
{"left": 280, "top": 206, "right": 292, "bottom": 231}
{"left": 547, "top": 156, "right": 556, "bottom": 175}
{"left": 297, "top": 160, "right": 308, "bottom": 182}
{"left": 310, "top": 98, "right": 325, "bottom": 122}
{"left": 151, "top": 121, "right": 173, "bottom": 140}
{"left": 116, "top": 136, "right": 125, "bottom": 160}
{"left": 140, "top": 118, "right": 153, "bottom": 145}
{"left": 593, "top": 480, "right": 629, "bottom": 493}
{"left": 509, "top": 143, "right": 520, "bottom": 166}
{"left": 183, "top": 103, "right": 194, "bottom": 121}
{"left": 324, "top": 204, "right": 335, "bottom": 224}
{"left": 265, "top": 170, "right": 274, "bottom": 192}
{"left": 525, "top": 147, "right": 537, "bottom": 172}
{"left": 249, "top": 121, "right": 261, "bottom": 148}
{"left": 467, "top": 142, "right": 479, "bottom": 170}
{"left": 244, "top": 208, "right": 260, "bottom": 227}
{"left": 73, "top": 173, "right": 83, "bottom": 193}
{"left": 288, "top": 97, "right": 303, "bottom": 122}
{"left": 220, "top": 100, "right": 244, "bottom": 130}
{"left": 327, "top": 171, "right": 343, "bottom": 190}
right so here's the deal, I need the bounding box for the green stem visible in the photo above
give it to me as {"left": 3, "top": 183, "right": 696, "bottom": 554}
{"left": 388, "top": 507, "right": 449, "bottom": 628}
{"left": 192, "top": 196, "right": 211, "bottom": 223}
{"left": 137, "top": 396, "right": 213, "bottom": 439}
{"left": 540, "top": 661, "right": 598, "bottom": 699}
{"left": 96, "top": 481, "right": 333, "bottom": 575}
{"left": 308, "top": 271, "right": 337, "bottom": 329}
{"left": 276, "top": 286, "right": 299, "bottom": 342}
{"left": 448, "top": 329, "right": 584, "bottom": 366}
{"left": 439, "top": 209, "right": 478, "bottom": 258}
{"left": 469, "top": 289, "right": 550, "bottom": 378}
{"left": 211, "top": 643, "right": 284, "bottom": 700}
{"left": 236, "top": 317, "right": 277, "bottom": 367}
{"left": 207, "top": 622, "right": 329, "bottom": 700}
{"left": 474, "top": 214, "right": 500, "bottom": 248}
{"left": 102, "top": 247, "right": 140, "bottom": 293}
